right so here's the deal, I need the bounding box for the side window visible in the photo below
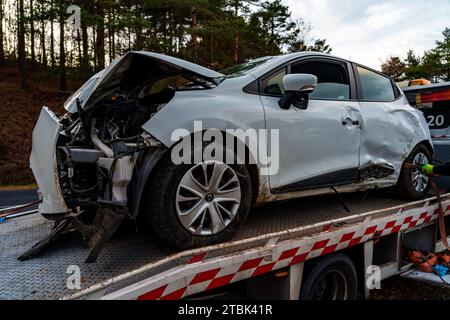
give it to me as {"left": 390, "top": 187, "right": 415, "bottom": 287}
{"left": 291, "top": 61, "right": 350, "bottom": 100}
{"left": 261, "top": 68, "right": 286, "bottom": 95}
{"left": 357, "top": 66, "right": 395, "bottom": 102}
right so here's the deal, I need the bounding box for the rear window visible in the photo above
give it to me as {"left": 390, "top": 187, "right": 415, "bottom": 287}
{"left": 357, "top": 66, "right": 395, "bottom": 102}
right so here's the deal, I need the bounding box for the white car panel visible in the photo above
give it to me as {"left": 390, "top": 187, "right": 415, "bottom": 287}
{"left": 358, "top": 96, "right": 432, "bottom": 185}
{"left": 30, "top": 107, "right": 67, "bottom": 214}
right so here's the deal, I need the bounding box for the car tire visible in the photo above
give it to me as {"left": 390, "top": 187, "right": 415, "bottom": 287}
{"left": 396, "top": 144, "right": 432, "bottom": 200}
{"left": 140, "top": 151, "right": 252, "bottom": 249}
{"left": 299, "top": 253, "right": 358, "bottom": 301}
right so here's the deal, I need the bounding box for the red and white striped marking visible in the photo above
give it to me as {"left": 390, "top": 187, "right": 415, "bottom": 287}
{"left": 97, "top": 203, "right": 449, "bottom": 300}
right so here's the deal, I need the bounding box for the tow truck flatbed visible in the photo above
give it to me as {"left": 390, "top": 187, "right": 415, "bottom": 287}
{"left": 2, "top": 191, "right": 449, "bottom": 300}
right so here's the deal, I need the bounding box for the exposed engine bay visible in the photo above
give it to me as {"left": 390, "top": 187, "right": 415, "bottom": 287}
{"left": 44, "top": 53, "right": 218, "bottom": 262}
{"left": 57, "top": 54, "right": 216, "bottom": 210}
{"left": 57, "top": 88, "right": 173, "bottom": 210}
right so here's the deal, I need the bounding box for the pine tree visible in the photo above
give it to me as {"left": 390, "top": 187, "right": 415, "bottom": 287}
{"left": 435, "top": 28, "right": 450, "bottom": 81}
{"left": 58, "top": 0, "right": 67, "bottom": 91}
{"left": 381, "top": 56, "right": 406, "bottom": 81}
{"left": 0, "top": 0, "right": 4, "bottom": 66}
{"left": 18, "top": 0, "right": 28, "bottom": 89}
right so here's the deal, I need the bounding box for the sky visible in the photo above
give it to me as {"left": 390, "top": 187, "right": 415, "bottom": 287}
{"left": 282, "top": 0, "right": 450, "bottom": 70}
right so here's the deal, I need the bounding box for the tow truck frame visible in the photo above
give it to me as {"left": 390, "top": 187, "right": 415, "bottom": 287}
{"left": 1, "top": 191, "right": 449, "bottom": 300}
{"left": 3, "top": 82, "right": 450, "bottom": 300}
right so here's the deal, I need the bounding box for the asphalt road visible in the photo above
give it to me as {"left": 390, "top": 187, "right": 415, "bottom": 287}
{"left": 0, "top": 189, "right": 38, "bottom": 207}
{"left": 0, "top": 189, "right": 39, "bottom": 211}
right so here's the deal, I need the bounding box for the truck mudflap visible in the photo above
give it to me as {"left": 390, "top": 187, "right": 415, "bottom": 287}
{"left": 30, "top": 107, "right": 67, "bottom": 215}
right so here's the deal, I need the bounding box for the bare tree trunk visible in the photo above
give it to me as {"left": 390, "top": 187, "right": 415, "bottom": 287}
{"left": 128, "top": 27, "right": 131, "bottom": 50}
{"left": 0, "top": 0, "right": 4, "bottom": 66}
{"left": 41, "top": 11, "right": 46, "bottom": 66}
{"left": 92, "top": 27, "right": 97, "bottom": 70}
{"left": 191, "top": 6, "right": 198, "bottom": 62}
{"left": 30, "top": 0, "right": 36, "bottom": 64}
{"left": 50, "top": 0, "right": 55, "bottom": 67}
{"left": 18, "top": 0, "right": 28, "bottom": 89}
{"left": 135, "top": 4, "right": 142, "bottom": 50}
{"left": 108, "top": 27, "right": 111, "bottom": 61}
{"left": 108, "top": 8, "right": 112, "bottom": 62}
{"left": 81, "top": 7, "right": 89, "bottom": 73}
{"left": 233, "top": 2, "right": 239, "bottom": 64}
{"left": 59, "top": 5, "right": 67, "bottom": 91}
{"left": 111, "top": 11, "right": 116, "bottom": 59}
{"left": 210, "top": 35, "right": 214, "bottom": 67}
{"left": 77, "top": 29, "right": 82, "bottom": 67}
{"left": 96, "top": 0, "right": 105, "bottom": 70}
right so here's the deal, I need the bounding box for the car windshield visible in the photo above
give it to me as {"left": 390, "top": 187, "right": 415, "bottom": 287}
{"left": 219, "top": 57, "right": 274, "bottom": 79}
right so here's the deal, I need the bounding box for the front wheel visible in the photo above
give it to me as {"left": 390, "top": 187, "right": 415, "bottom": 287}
{"left": 396, "top": 144, "right": 432, "bottom": 200}
{"left": 140, "top": 157, "right": 252, "bottom": 249}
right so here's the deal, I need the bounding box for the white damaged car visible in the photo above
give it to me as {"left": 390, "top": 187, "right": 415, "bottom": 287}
{"left": 30, "top": 51, "right": 432, "bottom": 260}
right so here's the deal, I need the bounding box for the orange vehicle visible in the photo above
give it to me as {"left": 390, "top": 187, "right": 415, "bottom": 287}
{"left": 409, "top": 79, "right": 432, "bottom": 87}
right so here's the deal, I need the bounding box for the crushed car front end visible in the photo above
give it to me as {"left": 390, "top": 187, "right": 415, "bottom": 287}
{"left": 30, "top": 107, "right": 67, "bottom": 218}
{"left": 29, "top": 51, "right": 224, "bottom": 261}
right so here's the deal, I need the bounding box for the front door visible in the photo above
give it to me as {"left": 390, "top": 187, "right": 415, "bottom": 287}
{"left": 261, "top": 58, "right": 363, "bottom": 193}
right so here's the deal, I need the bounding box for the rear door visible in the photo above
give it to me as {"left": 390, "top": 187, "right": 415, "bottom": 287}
{"left": 355, "top": 65, "right": 408, "bottom": 169}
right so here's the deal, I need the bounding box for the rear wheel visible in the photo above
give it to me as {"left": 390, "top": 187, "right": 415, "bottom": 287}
{"left": 396, "top": 144, "right": 432, "bottom": 200}
{"left": 299, "top": 253, "right": 358, "bottom": 300}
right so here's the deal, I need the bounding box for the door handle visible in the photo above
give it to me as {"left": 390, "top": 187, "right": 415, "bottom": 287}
{"left": 342, "top": 119, "right": 360, "bottom": 126}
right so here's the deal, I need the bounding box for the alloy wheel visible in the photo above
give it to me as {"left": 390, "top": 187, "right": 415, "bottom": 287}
{"left": 175, "top": 161, "right": 241, "bottom": 236}
{"left": 411, "top": 152, "right": 430, "bottom": 193}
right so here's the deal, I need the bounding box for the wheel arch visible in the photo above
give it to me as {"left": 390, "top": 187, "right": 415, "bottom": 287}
{"left": 128, "top": 147, "right": 169, "bottom": 219}
{"left": 301, "top": 245, "right": 364, "bottom": 298}
{"left": 299, "top": 250, "right": 360, "bottom": 300}
{"left": 418, "top": 140, "right": 434, "bottom": 158}
{"left": 132, "top": 130, "right": 261, "bottom": 218}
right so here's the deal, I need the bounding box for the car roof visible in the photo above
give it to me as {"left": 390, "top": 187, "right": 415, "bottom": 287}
{"left": 247, "top": 52, "right": 352, "bottom": 78}
{"left": 133, "top": 51, "right": 354, "bottom": 80}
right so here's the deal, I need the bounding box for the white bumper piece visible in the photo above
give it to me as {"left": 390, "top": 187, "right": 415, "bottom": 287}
{"left": 30, "top": 107, "right": 67, "bottom": 215}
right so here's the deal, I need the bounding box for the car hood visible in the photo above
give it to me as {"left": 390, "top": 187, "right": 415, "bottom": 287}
{"left": 64, "top": 51, "right": 224, "bottom": 113}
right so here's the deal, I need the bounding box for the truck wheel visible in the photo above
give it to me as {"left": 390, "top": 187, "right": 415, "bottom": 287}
{"left": 396, "top": 144, "right": 432, "bottom": 200}
{"left": 299, "top": 253, "right": 358, "bottom": 300}
{"left": 141, "top": 156, "right": 252, "bottom": 249}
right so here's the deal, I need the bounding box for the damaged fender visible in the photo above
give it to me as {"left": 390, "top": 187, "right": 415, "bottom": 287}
{"left": 358, "top": 96, "right": 432, "bottom": 186}
{"left": 128, "top": 148, "right": 167, "bottom": 218}
{"left": 30, "top": 107, "right": 67, "bottom": 215}
{"left": 141, "top": 76, "right": 266, "bottom": 170}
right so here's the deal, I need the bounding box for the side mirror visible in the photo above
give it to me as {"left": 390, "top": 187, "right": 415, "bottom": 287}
{"left": 278, "top": 74, "right": 318, "bottom": 110}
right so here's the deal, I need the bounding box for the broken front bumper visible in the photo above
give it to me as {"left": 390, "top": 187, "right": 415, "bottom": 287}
{"left": 30, "top": 107, "right": 67, "bottom": 216}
